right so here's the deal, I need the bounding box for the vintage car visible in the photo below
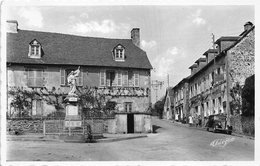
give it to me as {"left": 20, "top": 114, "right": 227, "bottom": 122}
{"left": 206, "top": 114, "right": 232, "bottom": 134}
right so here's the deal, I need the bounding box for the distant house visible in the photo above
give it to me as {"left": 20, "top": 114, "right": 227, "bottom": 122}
{"left": 6, "top": 20, "right": 153, "bottom": 133}
{"left": 162, "top": 87, "right": 174, "bottom": 120}
{"left": 172, "top": 77, "right": 190, "bottom": 122}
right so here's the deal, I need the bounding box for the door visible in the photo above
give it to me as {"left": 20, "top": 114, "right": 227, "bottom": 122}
{"left": 127, "top": 114, "right": 134, "bottom": 133}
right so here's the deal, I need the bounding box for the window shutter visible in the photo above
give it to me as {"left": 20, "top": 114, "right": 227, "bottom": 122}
{"left": 60, "top": 68, "right": 65, "bottom": 86}
{"left": 117, "top": 70, "right": 122, "bottom": 86}
{"left": 128, "top": 71, "right": 133, "bottom": 87}
{"left": 100, "top": 70, "right": 106, "bottom": 86}
{"left": 134, "top": 71, "right": 139, "bottom": 87}
{"left": 123, "top": 71, "right": 128, "bottom": 86}
{"left": 32, "top": 100, "right": 37, "bottom": 115}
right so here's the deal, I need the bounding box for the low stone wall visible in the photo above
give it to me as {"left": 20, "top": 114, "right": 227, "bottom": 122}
{"left": 230, "top": 115, "right": 254, "bottom": 136}
{"left": 7, "top": 119, "right": 43, "bottom": 133}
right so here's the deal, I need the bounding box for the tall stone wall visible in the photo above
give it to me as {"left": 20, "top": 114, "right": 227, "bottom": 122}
{"left": 228, "top": 29, "right": 255, "bottom": 87}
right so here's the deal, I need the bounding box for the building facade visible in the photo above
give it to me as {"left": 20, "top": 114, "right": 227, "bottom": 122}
{"left": 6, "top": 20, "right": 153, "bottom": 133}
{"left": 172, "top": 77, "right": 189, "bottom": 122}
{"left": 163, "top": 87, "right": 174, "bottom": 120}
{"left": 169, "top": 21, "right": 254, "bottom": 127}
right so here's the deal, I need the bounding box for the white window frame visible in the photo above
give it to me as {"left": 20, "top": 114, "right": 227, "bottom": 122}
{"left": 28, "top": 40, "right": 41, "bottom": 58}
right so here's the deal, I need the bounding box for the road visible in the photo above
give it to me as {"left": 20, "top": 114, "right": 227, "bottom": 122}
{"left": 6, "top": 117, "right": 254, "bottom": 161}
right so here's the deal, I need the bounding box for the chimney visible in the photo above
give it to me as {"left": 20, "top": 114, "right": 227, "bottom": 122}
{"left": 131, "top": 28, "right": 140, "bottom": 47}
{"left": 244, "top": 21, "right": 253, "bottom": 31}
{"left": 6, "top": 20, "right": 18, "bottom": 33}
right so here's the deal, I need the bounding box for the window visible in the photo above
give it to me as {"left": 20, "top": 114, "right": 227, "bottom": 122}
{"left": 60, "top": 68, "right": 83, "bottom": 86}
{"left": 113, "top": 44, "right": 125, "bottom": 61}
{"left": 125, "top": 102, "right": 133, "bottom": 112}
{"left": 122, "top": 70, "right": 139, "bottom": 87}
{"left": 28, "top": 69, "right": 44, "bottom": 87}
{"left": 106, "top": 71, "right": 116, "bottom": 86}
{"left": 32, "top": 100, "right": 42, "bottom": 116}
{"left": 100, "top": 69, "right": 127, "bottom": 87}
{"left": 29, "top": 39, "right": 41, "bottom": 58}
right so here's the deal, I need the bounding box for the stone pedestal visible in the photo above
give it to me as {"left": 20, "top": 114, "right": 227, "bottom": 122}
{"left": 64, "top": 95, "right": 81, "bottom": 127}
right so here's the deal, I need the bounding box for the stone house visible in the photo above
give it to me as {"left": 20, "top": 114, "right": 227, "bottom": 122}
{"left": 6, "top": 20, "right": 153, "bottom": 133}
{"left": 172, "top": 77, "right": 190, "bottom": 122}
{"left": 187, "top": 21, "right": 254, "bottom": 126}
{"left": 162, "top": 87, "right": 174, "bottom": 120}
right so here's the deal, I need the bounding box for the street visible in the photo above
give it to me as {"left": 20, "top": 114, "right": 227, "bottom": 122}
{"left": 6, "top": 117, "right": 254, "bottom": 161}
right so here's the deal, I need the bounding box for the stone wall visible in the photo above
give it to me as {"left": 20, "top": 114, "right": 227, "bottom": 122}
{"left": 230, "top": 115, "right": 254, "bottom": 136}
{"left": 7, "top": 119, "right": 43, "bottom": 133}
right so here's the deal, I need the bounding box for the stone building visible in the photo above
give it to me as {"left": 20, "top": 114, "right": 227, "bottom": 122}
{"left": 172, "top": 77, "right": 189, "bottom": 122}
{"left": 162, "top": 87, "right": 174, "bottom": 120}
{"left": 167, "top": 21, "right": 255, "bottom": 129}
{"left": 187, "top": 21, "right": 254, "bottom": 126}
{"left": 6, "top": 20, "right": 153, "bottom": 133}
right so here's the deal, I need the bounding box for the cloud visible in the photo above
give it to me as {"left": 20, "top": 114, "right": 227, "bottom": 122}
{"left": 152, "top": 47, "right": 180, "bottom": 77}
{"left": 192, "top": 9, "right": 206, "bottom": 26}
{"left": 18, "top": 7, "right": 43, "bottom": 28}
{"left": 71, "top": 19, "right": 130, "bottom": 35}
{"left": 80, "top": 13, "right": 89, "bottom": 19}
{"left": 141, "top": 40, "right": 157, "bottom": 48}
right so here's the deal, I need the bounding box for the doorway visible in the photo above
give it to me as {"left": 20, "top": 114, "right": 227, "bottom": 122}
{"left": 127, "top": 114, "right": 134, "bottom": 133}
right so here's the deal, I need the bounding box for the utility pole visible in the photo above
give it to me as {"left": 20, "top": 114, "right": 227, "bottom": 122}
{"left": 212, "top": 33, "right": 216, "bottom": 64}
{"left": 167, "top": 73, "right": 169, "bottom": 87}
{"left": 151, "top": 80, "right": 164, "bottom": 102}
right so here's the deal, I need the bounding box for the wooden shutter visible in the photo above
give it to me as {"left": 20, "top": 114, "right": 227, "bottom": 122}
{"left": 117, "top": 70, "right": 122, "bottom": 86}
{"left": 123, "top": 71, "right": 128, "bottom": 86}
{"left": 100, "top": 69, "right": 106, "bottom": 86}
{"left": 32, "top": 100, "right": 37, "bottom": 115}
{"left": 134, "top": 71, "right": 139, "bottom": 87}
{"left": 60, "top": 68, "right": 65, "bottom": 86}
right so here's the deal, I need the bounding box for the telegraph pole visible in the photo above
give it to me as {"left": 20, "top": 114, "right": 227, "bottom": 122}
{"left": 151, "top": 80, "right": 164, "bottom": 102}
{"left": 167, "top": 73, "right": 169, "bottom": 87}
{"left": 212, "top": 33, "right": 216, "bottom": 64}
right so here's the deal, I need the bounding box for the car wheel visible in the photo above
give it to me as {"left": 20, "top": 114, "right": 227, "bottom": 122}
{"left": 213, "top": 126, "right": 217, "bottom": 133}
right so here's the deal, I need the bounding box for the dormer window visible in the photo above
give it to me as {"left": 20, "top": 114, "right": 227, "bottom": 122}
{"left": 29, "top": 39, "right": 41, "bottom": 58}
{"left": 113, "top": 44, "right": 125, "bottom": 62}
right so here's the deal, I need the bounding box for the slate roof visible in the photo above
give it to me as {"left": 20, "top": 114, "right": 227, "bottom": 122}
{"left": 7, "top": 30, "right": 153, "bottom": 69}
{"left": 195, "top": 57, "right": 206, "bottom": 63}
{"left": 214, "top": 36, "right": 240, "bottom": 44}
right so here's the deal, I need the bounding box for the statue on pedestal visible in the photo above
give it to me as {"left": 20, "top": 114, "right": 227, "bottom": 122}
{"left": 67, "top": 66, "right": 80, "bottom": 96}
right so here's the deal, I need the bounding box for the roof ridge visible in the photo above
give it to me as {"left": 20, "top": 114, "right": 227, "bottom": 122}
{"left": 16, "top": 29, "right": 131, "bottom": 41}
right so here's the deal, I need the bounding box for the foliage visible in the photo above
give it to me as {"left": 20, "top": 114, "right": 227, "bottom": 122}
{"left": 241, "top": 75, "right": 255, "bottom": 116}
{"left": 154, "top": 99, "right": 164, "bottom": 119}
{"left": 229, "top": 82, "right": 243, "bottom": 115}
{"left": 8, "top": 86, "right": 117, "bottom": 118}
{"left": 8, "top": 87, "right": 35, "bottom": 117}
{"left": 8, "top": 86, "right": 66, "bottom": 118}
{"left": 77, "top": 86, "right": 116, "bottom": 117}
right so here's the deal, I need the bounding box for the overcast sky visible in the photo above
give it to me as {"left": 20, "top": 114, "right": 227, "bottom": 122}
{"left": 3, "top": 2, "right": 255, "bottom": 104}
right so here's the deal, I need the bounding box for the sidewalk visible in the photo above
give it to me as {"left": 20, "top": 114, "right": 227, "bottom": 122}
{"left": 6, "top": 132, "right": 148, "bottom": 143}
{"left": 164, "top": 118, "right": 254, "bottom": 140}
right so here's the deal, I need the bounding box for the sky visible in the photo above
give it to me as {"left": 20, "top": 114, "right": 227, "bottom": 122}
{"left": 2, "top": 2, "right": 255, "bottom": 104}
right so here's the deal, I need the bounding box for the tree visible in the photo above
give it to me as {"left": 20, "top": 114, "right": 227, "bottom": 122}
{"left": 242, "top": 75, "right": 255, "bottom": 116}
{"left": 154, "top": 100, "right": 164, "bottom": 119}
